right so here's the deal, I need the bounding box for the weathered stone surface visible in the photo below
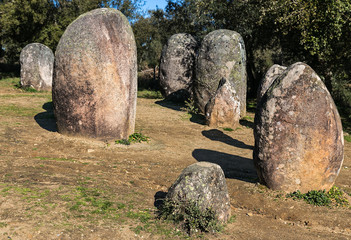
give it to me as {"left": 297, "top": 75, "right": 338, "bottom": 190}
{"left": 254, "top": 62, "right": 344, "bottom": 193}
{"left": 159, "top": 33, "right": 198, "bottom": 101}
{"left": 20, "top": 43, "right": 54, "bottom": 91}
{"left": 53, "top": 8, "right": 137, "bottom": 140}
{"left": 194, "top": 29, "right": 246, "bottom": 116}
{"left": 205, "top": 78, "right": 240, "bottom": 128}
{"left": 166, "top": 162, "right": 231, "bottom": 222}
{"left": 257, "top": 64, "right": 287, "bottom": 103}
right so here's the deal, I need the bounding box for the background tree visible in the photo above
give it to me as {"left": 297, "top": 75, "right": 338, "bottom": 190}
{"left": 0, "top": 0, "right": 142, "bottom": 64}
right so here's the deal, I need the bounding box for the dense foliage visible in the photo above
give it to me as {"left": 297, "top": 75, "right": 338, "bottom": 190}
{"left": 133, "top": 0, "right": 351, "bottom": 126}
{"left": 0, "top": 0, "right": 142, "bottom": 63}
{"left": 1, "top": 0, "right": 350, "bottom": 124}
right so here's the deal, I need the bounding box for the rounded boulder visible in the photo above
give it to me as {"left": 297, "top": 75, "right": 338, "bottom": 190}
{"left": 20, "top": 43, "right": 54, "bottom": 91}
{"left": 166, "top": 162, "right": 231, "bottom": 223}
{"left": 159, "top": 33, "right": 198, "bottom": 101}
{"left": 194, "top": 29, "right": 246, "bottom": 115}
{"left": 254, "top": 62, "right": 344, "bottom": 193}
{"left": 53, "top": 8, "right": 137, "bottom": 140}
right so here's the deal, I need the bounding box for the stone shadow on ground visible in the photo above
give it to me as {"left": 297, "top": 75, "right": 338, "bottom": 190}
{"left": 192, "top": 149, "right": 257, "bottom": 183}
{"left": 154, "top": 191, "right": 168, "bottom": 209}
{"left": 239, "top": 119, "right": 254, "bottom": 129}
{"left": 34, "top": 101, "right": 57, "bottom": 132}
{"left": 202, "top": 129, "right": 254, "bottom": 150}
{"left": 155, "top": 99, "right": 206, "bottom": 125}
{"left": 155, "top": 99, "right": 184, "bottom": 111}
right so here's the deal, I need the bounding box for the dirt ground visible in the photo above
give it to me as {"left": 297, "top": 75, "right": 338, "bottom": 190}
{"left": 0, "top": 79, "right": 350, "bottom": 239}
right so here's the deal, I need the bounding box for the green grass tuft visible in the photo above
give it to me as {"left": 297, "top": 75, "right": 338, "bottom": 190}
{"left": 286, "top": 186, "right": 350, "bottom": 207}
{"left": 137, "top": 89, "right": 163, "bottom": 99}
{"left": 115, "top": 132, "right": 150, "bottom": 145}
{"left": 344, "top": 135, "right": 351, "bottom": 142}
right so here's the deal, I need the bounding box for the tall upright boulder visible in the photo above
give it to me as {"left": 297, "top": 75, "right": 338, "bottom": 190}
{"left": 159, "top": 33, "right": 198, "bottom": 101}
{"left": 257, "top": 64, "right": 287, "bottom": 103}
{"left": 195, "top": 29, "right": 246, "bottom": 116}
{"left": 53, "top": 8, "right": 137, "bottom": 140}
{"left": 254, "top": 62, "right": 344, "bottom": 193}
{"left": 20, "top": 43, "right": 54, "bottom": 91}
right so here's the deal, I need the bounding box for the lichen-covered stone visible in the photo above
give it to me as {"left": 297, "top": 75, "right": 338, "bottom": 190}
{"left": 159, "top": 33, "right": 198, "bottom": 101}
{"left": 257, "top": 64, "right": 287, "bottom": 103}
{"left": 205, "top": 78, "right": 240, "bottom": 128}
{"left": 53, "top": 8, "right": 137, "bottom": 140}
{"left": 254, "top": 62, "right": 344, "bottom": 193}
{"left": 166, "top": 162, "right": 231, "bottom": 222}
{"left": 194, "top": 29, "right": 246, "bottom": 116}
{"left": 20, "top": 43, "right": 54, "bottom": 91}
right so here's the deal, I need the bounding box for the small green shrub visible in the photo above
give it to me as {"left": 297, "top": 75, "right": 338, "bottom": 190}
{"left": 223, "top": 127, "right": 234, "bottom": 132}
{"left": 181, "top": 98, "right": 199, "bottom": 115}
{"left": 344, "top": 135, "right": 351, "bottom": 142}
{"left": 286, "top": 186, "right": 350, "bottom": 207}
{"left": 159, "top": 199, "right": 223, "bottom": 234}
{"left": 115, "top": 132, "right": 150, "bottom": 145}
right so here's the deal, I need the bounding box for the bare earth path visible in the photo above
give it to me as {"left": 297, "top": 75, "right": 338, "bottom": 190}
{"left": 0, "top": 82, "right": 350, "bottom": 239}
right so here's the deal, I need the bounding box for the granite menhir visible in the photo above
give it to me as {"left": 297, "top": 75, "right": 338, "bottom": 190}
{"left": 20, "top": 43, "right": 54, "bottom": 91}
{"left": 195, "top": 29, "right": 246, "bottom": 116}
{"left": 53, "top": 8, "right": 137, "bottom": 140}
{"left": 254, "top": 62, "right": 344, "bottom": 193}
{"left": 159, "top": 33, "right": 198, "bottom": 101}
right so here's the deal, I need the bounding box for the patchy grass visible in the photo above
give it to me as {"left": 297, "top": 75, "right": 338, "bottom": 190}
{"left": 137, "top": 89, "right": 163, "bottom": 99}
{"left": 0, "top": 104, "right": 40, "bottom": 117}
{"left": 0, "top": 180, "right": 187, "bottom": 238}
{"left": 35, "top": 157, "right": 76, "bottom": 162}
{"left": 344, "top": 134, "right": 351, "bottom": 143}
{"left": 0, "top": 77, "right": 20, "bottom": 88}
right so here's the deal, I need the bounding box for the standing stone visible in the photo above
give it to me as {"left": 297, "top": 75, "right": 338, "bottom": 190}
{"left": 254, "top": 62, "right": 344, "bottom": 193}
{"left": 166, "top": 162, "right": 231, "bottom": 223}
{"left": 53, "top": 8, "right": 137, "bottom": 140}
{"left": 20, "top": 43, "right": 54, "bottom": 91}
{"left": 205, "top": 78, "right": 241, "bottom": 128}
{"left": 159, "top": 33, "right": 198, "bottom": 101}
{"left": 257, "top": 64, "right": 287, "bottom": 103}
{"left": 195, "top": 29, "right": 246, "bottom": 116}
